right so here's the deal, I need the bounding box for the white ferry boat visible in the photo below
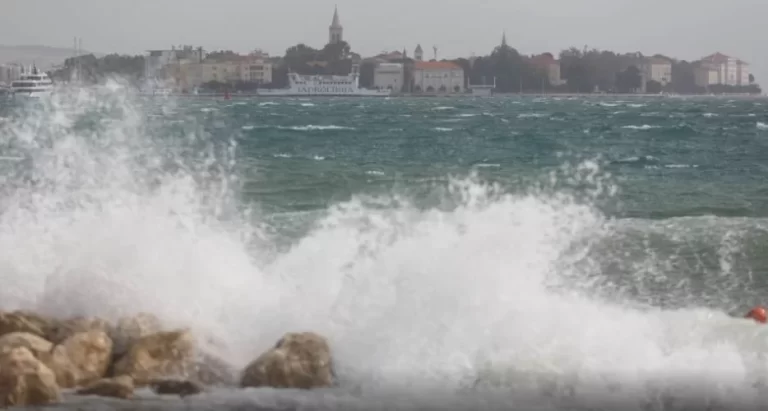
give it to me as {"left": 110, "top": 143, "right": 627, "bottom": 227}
{"left": 10, "top": 66, "right": 54, "bottom": 98}
{"left": 257, "top": 71, "right": 391, "bottom": 97}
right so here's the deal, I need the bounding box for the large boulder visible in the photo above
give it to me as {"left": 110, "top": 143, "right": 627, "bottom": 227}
{"left": 75, "top": 375, "right": 134, "bottom": 399}
{"left": 45, "top": 316, "right": 111, "bottom": 345}
{"left": 0, "top": 346, "right": 61, "bottom": 407}
{"left": 109, "top": 313, "right": 163, "bottom": 358}
{"left": 0, "top": 332, "right": 53, "bottom": 358}
{"left": 0, "top": 310, "right": 52, "bottom": 339}
{"left": 240, "top": 332, "right": 335, "bottom": 389}
{"left": 45, "top": 330, "right": 113, "bottom": 388}
{"left": 112, "top": 329, "right": 195, "bottom": 386}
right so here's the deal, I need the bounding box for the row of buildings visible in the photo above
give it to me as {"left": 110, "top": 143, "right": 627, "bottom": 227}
{"left": 143, "top": 46, "right": 274, "bottom": 91}
{"left": 0, "top": 6, "right": 753, "bottom": 94}
{"left": 636, "top": 52, "right": 751, "bottom": 90}
{"left": 140, "top": 7, "right": 754, "bottom": 94}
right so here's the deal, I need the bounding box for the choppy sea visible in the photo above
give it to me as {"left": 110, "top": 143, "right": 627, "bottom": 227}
{"left": 2, "top": 86, "right": 768, "bottom": 410}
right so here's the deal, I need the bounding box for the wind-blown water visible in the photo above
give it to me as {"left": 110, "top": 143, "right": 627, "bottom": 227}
{"left": 2, "top": 84, "right": 768, "bottom": 409}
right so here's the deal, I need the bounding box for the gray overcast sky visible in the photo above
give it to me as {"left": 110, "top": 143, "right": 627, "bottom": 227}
{"left": 1, "top": 0, "right": 766, "bottom": 83}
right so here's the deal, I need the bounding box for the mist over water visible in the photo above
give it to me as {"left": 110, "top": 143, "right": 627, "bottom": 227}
{"left": 1, "top": 85, "right": 768, "bottom": 409}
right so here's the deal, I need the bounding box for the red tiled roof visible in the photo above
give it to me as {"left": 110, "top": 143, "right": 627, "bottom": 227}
{"left": 701, "top": 52, "right": 730, "bottom": 64}
{"left": 646, "top": 56, "right": 672, "bottom": 65}
{"left": 529, "top": 53, "right": 557, "bottom": 67}
{"left": 414, "top": 61, "right": 461, "bottom": 70}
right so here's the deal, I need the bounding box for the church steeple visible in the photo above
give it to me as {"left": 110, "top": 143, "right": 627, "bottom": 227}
{"left": 329, "top": 5, "right": 343, "bottom": 44}
{"left": 501, "top": 31, "right": 508, "bottom": 47}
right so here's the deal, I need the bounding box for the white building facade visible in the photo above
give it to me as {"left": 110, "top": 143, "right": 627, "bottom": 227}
{"left": 192, "top": 58, "right": 273, "bottom": 86}
{"left": 145, "top": 47, "right": 204, "bottom": 81}
{"left": 373, "top": 63, "right": 404, "bottom": 91}
{"left": 640, "top": 57, "right": 672, "bottom": 85}
{"left": 530, "top": 53, "right": 565, "bottom": 86}
{"left": 413, "top": 61, "right": 464, "bottom": 93}
{"left": 0, "top": 64, "right": 23, "bottom": 85}
{"left": 694, "top": 52, "right": 750, "bottom": 87}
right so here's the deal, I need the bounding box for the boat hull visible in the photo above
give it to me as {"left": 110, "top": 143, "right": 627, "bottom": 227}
{"left": 256, "top": 89, "right": 391, "bottom": 97}
{"left": 258, "top": 71, "right": 392, "bottom": 97}
{"left": 11, "top": 90, "right": 52, "bottom": 99}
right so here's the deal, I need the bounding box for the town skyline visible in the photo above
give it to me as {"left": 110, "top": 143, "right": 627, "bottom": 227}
{"left": 1, "top": 0, "right": 765, "bottom": 82}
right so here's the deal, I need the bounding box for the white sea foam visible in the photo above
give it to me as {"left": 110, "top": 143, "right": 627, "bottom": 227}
{"left": 284, "top": 125, "right": 355, "bottom": 131}
{"left": 622, "top": 125, "right": 661, "bottom": 130}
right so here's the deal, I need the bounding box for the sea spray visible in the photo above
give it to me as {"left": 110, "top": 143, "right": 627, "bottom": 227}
{"left": 0, "top": 83, "right": 266, "bottom": 364}
{"left": 0, "top": 86, "right": 767, "bottom": 409}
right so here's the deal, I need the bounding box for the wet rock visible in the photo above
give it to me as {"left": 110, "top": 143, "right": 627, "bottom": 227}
{"left": 0, "top": 310, "right": 52, "bottom": 338}
{"left": 241, "top": 332, "right": 334, "bottom": 389}
{"left": 45, "top": 330, "right": 113, "bottom": 388}
{"left": 112, "top": 329, "right": 195, "bottom": 386}
{"left": 188, "top": 353, "right": 238, "bottom": 386}
{"left": 0, "top": 332, "right": 53, "bottom": 358}
{"left": 0, "top": 346, "right": 61, "bottom": 407}
{"left": 45, "top": 316, "right": 111, "bottom": 345}
{"left": 75, "top": 375, "right": 134, "bottom": 399}
{"left": 149, "top": 378, "right": 203, "bottom": 397}
{"left": 109, "top": 312, "right": 163, "bottom": 358}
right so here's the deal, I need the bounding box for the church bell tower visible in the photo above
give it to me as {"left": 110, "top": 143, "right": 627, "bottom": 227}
{"left": 329, "top": 6, "right": 343, "bottom": 45}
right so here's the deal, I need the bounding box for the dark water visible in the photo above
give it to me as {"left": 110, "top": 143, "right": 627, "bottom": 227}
{"left": 2, "top": 91, "right": 768, "bottom": 410}
{"left": 211, "top": 97, "right": 768, "bottom": 218}
{"left": 181, "top": 95, "right": 768, "bottom": 311}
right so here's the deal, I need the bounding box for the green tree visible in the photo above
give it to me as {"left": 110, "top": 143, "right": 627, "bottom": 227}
{"left": 615, "top": 65, "right": 642, "bottom": 93}
{"left": 283, "top": 44, "right": 320, "bottom": 71}
{"left": 669, "top": 61, "right": 703, "bottom": 94}
{"left": 645, "top": 80, "right": 662, "bottom": 94}
{"left": 560, "top": 47, "right": 595, "bottom": 93}
{"left": 50, "top": 53, "right": 145, "bottom": 84}
{"left": 321, "top": 41, "right": 351, "bottom": 62}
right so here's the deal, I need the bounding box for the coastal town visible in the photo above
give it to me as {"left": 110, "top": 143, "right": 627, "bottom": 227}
{"left": 0, "top": 6, "right": 761, "bottom": 97}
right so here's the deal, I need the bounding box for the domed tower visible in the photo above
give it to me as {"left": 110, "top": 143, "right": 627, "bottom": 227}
{"left": 329, "top": 6, "right": 343, "bottom": 45}
{"left": 414, "top": 44, "right": 423, "bottom": 61}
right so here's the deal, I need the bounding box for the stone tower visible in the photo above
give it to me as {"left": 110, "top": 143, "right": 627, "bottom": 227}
{"left": 414, "top": 44, "right": 423, "bottom": 61}
{"left": 329, "top": 6, "right": 343, "bottom": 45}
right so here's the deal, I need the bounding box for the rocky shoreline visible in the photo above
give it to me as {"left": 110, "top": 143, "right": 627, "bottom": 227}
{"left": 0, "top": 310, "right": 334, "bottom": 407}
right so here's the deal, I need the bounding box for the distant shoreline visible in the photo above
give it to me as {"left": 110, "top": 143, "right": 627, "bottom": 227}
{"left": 142, "top": 91, "right": 766, "bottom": 99}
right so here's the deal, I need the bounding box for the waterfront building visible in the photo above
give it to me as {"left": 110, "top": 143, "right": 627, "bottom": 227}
{"left": 694, "top": 52, "right": 751, "bottom": 87}
{"left": 412, "top": 61, "right": 464, "bottom": 93}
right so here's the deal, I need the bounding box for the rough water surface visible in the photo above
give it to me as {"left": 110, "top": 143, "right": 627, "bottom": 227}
{"left": 1, "top": 86, "right": 768, "bottom": 409}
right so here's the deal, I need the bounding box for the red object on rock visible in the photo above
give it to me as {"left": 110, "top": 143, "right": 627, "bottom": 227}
{"left": 745, "top": 306, "right": 768, "bottom": 323}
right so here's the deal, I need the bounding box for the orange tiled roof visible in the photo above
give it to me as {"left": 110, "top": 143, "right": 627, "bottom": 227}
{"left": 701, "top": 52, "right": 730, "bottom": 64}
{"left": 414, "top": 61, "right": 461, "bottom": 70}
{"left": 529, "top": 53, "right": 557, "bottom": 67}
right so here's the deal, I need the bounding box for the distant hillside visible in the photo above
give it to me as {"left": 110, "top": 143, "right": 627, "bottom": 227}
{"left": 0, "top": 45, "right": 105, "bottom": 70}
